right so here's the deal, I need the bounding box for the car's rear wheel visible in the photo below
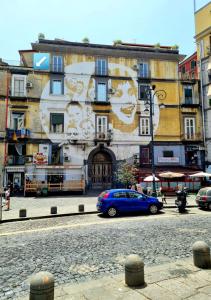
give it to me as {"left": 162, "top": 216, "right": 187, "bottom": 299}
{"left": 107, "top": 207, "right": 118, "bottom": 217}
{"left": 149, "top": 204, "right": 158, "bottom": 215}
{"left": 208, "top": 203, "right": 211, "bottom": 211}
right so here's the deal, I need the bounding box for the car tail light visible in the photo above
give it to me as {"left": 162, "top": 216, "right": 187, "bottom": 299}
{"left": 202, "top": 196, "right": 208, "bottom": 202}
{"left": 102, "top": 192, "right": 109, "bottom": 200}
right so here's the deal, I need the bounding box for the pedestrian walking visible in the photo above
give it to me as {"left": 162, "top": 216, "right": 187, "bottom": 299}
{"left": 159, "top": 186, "right": 167, "bottom": 204}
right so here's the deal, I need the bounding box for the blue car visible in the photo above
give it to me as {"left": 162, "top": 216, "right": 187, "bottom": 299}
{"left": 97, "top": 189, "right": 163, "bottom": 217}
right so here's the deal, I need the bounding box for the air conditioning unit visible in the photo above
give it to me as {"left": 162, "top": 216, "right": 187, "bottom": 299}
{"left": 108, "top": 88, "right": 115, "bottom": 94}
{"left": 26, "top": 81, "right": 33, "bottom": 88}
{"left": 25, "top": 156, "right": 33, "bottom": 163}
{"left": 64, "top": 156, "right": 71, "bottom": 162}
{"left": 132, "top": 65, "right": 138, "bottom": 71}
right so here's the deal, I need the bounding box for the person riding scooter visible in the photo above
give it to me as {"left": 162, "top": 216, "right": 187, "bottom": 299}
{"left": 175, "top": 185, "right": 187, "bottom": 213}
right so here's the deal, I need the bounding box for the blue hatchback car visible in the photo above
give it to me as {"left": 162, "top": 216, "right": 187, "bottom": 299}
{"left": 97, "top": 189, "right": 163, "bottom": 217}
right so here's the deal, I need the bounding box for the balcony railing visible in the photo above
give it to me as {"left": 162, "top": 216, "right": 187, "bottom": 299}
{"left": 6, "top": 128, "right": 31, "bottom": 139}
{"left": 94, "top": 131, "right": 113, "bottom": 141}
{"left": 181, "top": 133, "right": 202, "bottom": 141}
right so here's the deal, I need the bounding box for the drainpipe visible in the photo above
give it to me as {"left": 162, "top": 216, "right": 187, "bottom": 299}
{"left": 198, "top": 42, "right": 206, "bottom": 170}
{"left": 3, "top": 70, "right": 10, "bottom": 184}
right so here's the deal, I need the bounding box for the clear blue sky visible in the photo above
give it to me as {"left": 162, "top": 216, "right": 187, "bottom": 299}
{"left": 0, "top": 0, "right": 209, "bottom": 62}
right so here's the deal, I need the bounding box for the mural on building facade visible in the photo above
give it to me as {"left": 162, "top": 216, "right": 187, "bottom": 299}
{"left": 39, "top": 60, "right": 160, "bottom": 155}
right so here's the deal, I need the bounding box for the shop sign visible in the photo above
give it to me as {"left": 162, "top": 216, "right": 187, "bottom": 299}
{"left": 5, "top": 166, "right": 25, "bottom": 172}
{"left": 33, "top": 153, "right": 48, "bottom": 165}
{"left": 158, "top": 157, "right": 180, "bottom": 163}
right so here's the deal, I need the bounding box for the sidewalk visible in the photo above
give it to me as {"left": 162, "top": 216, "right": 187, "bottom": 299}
{"left": 21, "top": 258, "right": 211, "bottom": 299}
{"left": 1, "top": 194, "right": 197, "bottom": 222}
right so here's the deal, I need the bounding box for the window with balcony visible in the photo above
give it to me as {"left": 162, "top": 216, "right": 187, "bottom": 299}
{"left": 50, "top": 113, "right": 64, "bottom": 133}
{"left": 52, "top": 55, "right": 63, "bottom": 72}
{"left": 140, "top": 117, "right": 150, "bottom": 135}
{"left": 96, "top": 115, "right": 108, "bottom": 139}
{"left": 12, "top": 75, "right": 26, "bottom": 97}
{"left": 184, "top": 85, "right": 193, "bottom": 104}
{"left": 191, "top": 60, "right": 196, "bottom": 70}
{"left": 11, "top": 112, "right": 24, "bottom": 130}
{"left": 7, "top": 144, "right": 26, "bottom": 165}
{"left": 96, "top": 58, "right": 107, "bottom": 76}
{"left": 139, "top": 62, "right": 149, "bottom": 78}
{"left": 184, "top": 117, "right": 195, "bottom": 140}
{"left": 139, "top": 84, "right": 149, "bottom": 100}
{"left": 96, "top": 81, "right": 107, "bottom": 102}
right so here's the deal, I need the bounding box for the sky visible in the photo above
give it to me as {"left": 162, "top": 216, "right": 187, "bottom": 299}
{"left": 0, "top": 0, "right": 209, "bottom": 63}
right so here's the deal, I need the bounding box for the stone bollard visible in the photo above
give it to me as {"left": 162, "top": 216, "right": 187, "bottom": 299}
{"left": 78, "top": 204, "right": 84, "bottom": 212}
{"left": 30, "top": 271, "right": 54, "bottom": 300}
{"left": 125, "top": 254, "right": 145, "bottom": 286}
{"left": 19, "top": 209, "right": 27, "bottom": 218}
{"left": 50, "top": 206, "right": 57, "bottom": 215}
{"left": 193, "top": 241, "right": 211, "bottom": 269}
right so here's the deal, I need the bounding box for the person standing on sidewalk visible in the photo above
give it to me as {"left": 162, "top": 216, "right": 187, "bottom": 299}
{"left": 5, "top": 187, "right": 10, "bottom": 210}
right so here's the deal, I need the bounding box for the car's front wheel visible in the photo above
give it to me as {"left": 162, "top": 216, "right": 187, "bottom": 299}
{"left": 149, "top": 204, "right": 158, "bottom": 215}
{"left": 107, "top": 207, "right": 118, "bottom": 217}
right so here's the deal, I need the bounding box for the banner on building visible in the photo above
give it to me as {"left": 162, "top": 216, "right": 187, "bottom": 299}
{"left": 33, "top": 152, "right": 48, "bottom": 165}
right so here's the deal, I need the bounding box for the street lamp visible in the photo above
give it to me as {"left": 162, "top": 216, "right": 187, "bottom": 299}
{"left": 144, "top": 85, "right": 166, "bottom": 197}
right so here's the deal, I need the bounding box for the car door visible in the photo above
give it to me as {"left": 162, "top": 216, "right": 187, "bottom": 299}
{"left": 112, "top": 191, "right": 132, "bottom": 212}
{"left": 127, "top": 191, "right": 149, "bottom": 212}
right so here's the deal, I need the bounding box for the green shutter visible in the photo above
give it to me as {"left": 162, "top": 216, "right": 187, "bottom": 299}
{"left": 51, "top": 114, "right": 64, "bottom": 125}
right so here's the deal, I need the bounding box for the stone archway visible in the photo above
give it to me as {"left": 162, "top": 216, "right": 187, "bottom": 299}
{"left": 88, "top": 147, "right": 116, "bottom": 190}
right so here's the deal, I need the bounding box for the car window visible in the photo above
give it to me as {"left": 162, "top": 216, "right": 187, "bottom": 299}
{"left": 128, "top": 192, "right": 143, "bottom": 199}
{"left": 199, "top": 189, "right": 208, "bottom": 196}
{"left": 113, "top": 192, "right": 127, "bottom": 198}
{"left": 98, "top": 191, "right": 109, "bottom": 199}
{"left": 207, "top": 190, "right": 211, "bottom": 196}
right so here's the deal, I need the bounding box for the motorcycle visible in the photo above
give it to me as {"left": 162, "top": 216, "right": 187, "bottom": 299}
{"left": 175, "top": 190, "right": 187, "bottom": 213}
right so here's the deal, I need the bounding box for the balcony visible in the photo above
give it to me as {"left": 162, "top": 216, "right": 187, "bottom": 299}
{"left": 94, "top": 131, "right": 113, "bottom": 145}
{"left": 181, "top": 98, "right": 200, "bottom": 108}
{"left": 181, "top": 133, "right": 202, "bottom": 142}
{"left": 6, "top": 128, "right": 31, "bottom": 140}
{"left": 7, "top": 155, "right": 25, "bottom": 165}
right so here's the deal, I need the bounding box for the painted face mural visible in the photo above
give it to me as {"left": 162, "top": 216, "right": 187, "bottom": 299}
{"left": 39, "top": 61, "right": 159, "bottom": 143}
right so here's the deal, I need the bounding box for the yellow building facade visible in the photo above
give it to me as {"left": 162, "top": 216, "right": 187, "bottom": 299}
{"left": 195, "top": 1, "right": 211, "bottom": 171}
{"left": 0, "top": 39, "right": 204, "bottom": 193}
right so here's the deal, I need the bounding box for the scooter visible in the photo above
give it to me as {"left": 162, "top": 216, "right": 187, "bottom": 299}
{"left": 175, "top": 190, "right": 187, "bottom": 213}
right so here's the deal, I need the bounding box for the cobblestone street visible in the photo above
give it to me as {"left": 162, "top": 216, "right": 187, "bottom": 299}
{"left": 0, "top": 209, "right": 211, "bottom": 299}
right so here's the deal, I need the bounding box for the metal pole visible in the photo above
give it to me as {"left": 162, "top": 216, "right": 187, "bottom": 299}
{"left": 149, "top": 91, "right": 156, "bottom": 197}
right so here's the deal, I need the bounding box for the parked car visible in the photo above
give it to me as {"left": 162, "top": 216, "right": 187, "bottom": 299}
{"left": 196, "top": 187, "right": 211, "bottom": 210}
{"left": 96, "top": 189, "right": 163, "bottom": 217}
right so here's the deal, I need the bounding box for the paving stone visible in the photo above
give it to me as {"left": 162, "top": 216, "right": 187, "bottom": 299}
{"left": 137, "top": 283, "right": 180, "bottom": 300}
{"left": 157, "top": 278, "right": 197, "bottom": 298}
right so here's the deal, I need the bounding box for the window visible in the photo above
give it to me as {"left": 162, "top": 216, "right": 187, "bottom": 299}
{"left": 96, "top": 116, "right": 107, "bottom": 138}
{"left": 140, "top": 147, "right": 150, "bottom": 164}
{"left": 181, "top": 66, "right": 186, "bottom": 74}
{"left": 96, "top": 58, "right": 107, "bottom": 75}
{"left": 128, "top": 192, "right": 142, "bottom": 199}
{"left": 52, "top": 55, "right": 63, "bottom": 72}
{"left": 113, "top": 192, "right": 127, "bottom": 198}
{"left": 50, "top": 76, "right": 64, "bottom": 95}
{"left": 140, "top": 117, "right": 150, "bottom": 135}
{"left": 139, "top": 84, "right": 149, "bottom": 100}
{"left": 12, "top": 75, "right": 26, "bottom": 97}
{"left": 163, "top": 151, "right": 174, "bottom": 157}
{"left": 184, "top": 117, "right": 195, "bottom": 139}
{"left": 51, "top": 144, "right": 62, "bottom": 165}
{"left": 191, "top": 60, "right": 196, "bottom": 70}
{"left": 96, "top": 82, "right": 107, "bottom": 101}
{"left": 11, "top": 112, "right": 24, "bottom": 130}
{"left": 50, "top": 113, "right": 64, "bottom": 133}
{"left": 184, "top": 85, "right": 193, "bottom": 104}
{"left": 139, "top": 62, "right": 149, "bottom": 78}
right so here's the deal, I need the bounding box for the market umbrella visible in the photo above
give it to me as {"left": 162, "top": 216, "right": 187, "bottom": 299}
{"left": 158, "top": 171, "right": 185, "bottom": 178}
{"left": 144, "top": 175, "right": 160, "bottom": 182}
{"left": 189, "top": 172, "right": 211, "bottom": 178}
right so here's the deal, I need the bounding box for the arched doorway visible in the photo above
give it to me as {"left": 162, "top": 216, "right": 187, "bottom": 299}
{"left": 88, "top": 147, "right": 116, "bottom": 190}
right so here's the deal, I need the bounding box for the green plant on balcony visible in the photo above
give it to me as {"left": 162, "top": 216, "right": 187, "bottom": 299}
{"left": 113, "top": 40, "right": 122, "bottom": 46}
{"left": 154, "top": 43, "right": 161, "bottom": 48}
{"left": 171, "top": 44, "right": 179, "bottom": 50}
{"left": 82, "top": 37, "right": 90, "bottom": 43}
